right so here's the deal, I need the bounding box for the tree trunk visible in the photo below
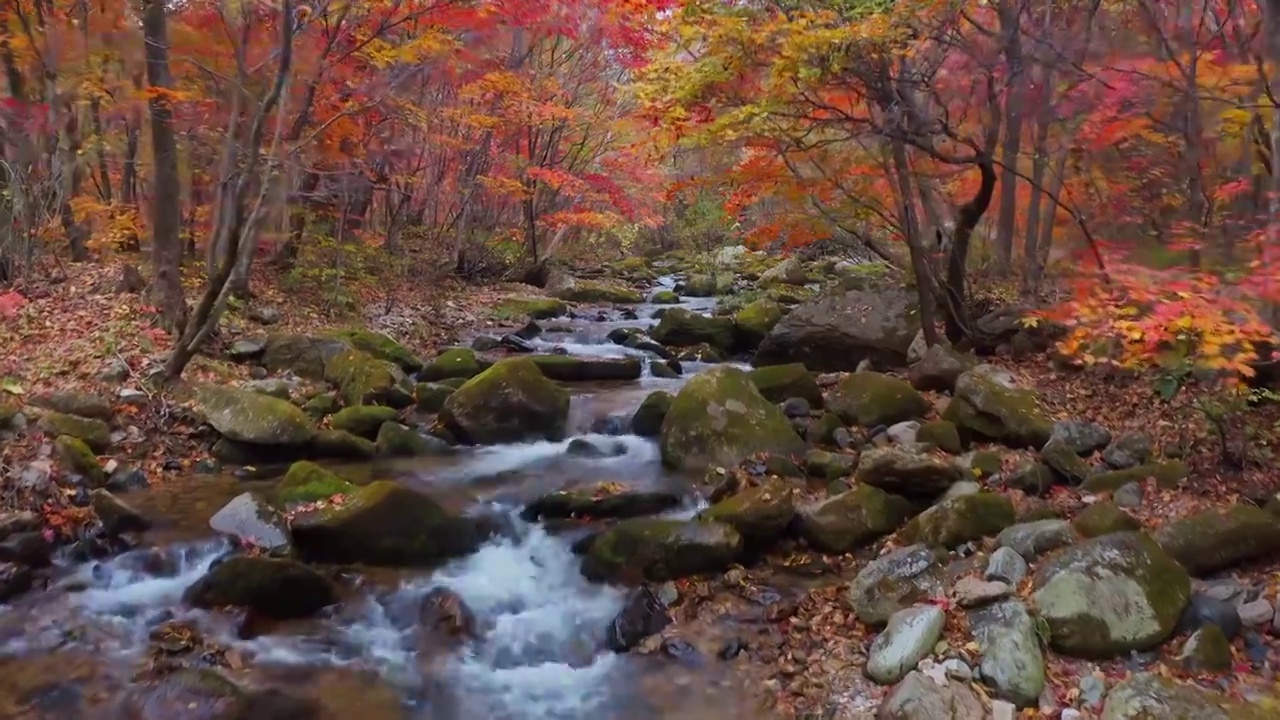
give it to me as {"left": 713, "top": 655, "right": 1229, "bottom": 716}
{"left": 993, "top": 0, "right": 1025, "bottom": 274}
{"left": 1263, "top": 0, "right": 1280, "bottom": 329}
{"left": 888, "top": 133, "right": 939, "bottom": 347}
{"left": 141, "top": 0, "right": 186, "bottom": 332}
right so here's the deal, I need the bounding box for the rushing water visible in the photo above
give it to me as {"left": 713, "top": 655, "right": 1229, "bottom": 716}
{"left": 0, "top": 278, "right": 778, "bottom": 720}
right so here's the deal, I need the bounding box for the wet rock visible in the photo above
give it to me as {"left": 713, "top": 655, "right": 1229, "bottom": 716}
{"left": 261, "top": 333, "right": 352, "bottom": 380}
{"left": 419, "top": 586, "right": 476, "bottom": 641}
{"left": 855, "top": 447, "right": 962, "bottom": 499}
{"left": 1102, "top": 432, "right": 1153, "bottom": 470}
{"left": 309, "top": 428, "right": 377, "bottom": 460}
{"left": 1178, "top": 624, "right": 1232, "bottom": 672}
{"left": 208, "top": 492, "right": 291, "bottom": 552}
{"left": 564, "top": 438, "right": 626, "bottom": 458}
{"left": 970, "top": 599, "right": 1046, "bottom": 707}
{"left": 329, "top": 405, "right": 398, "bottom": 439}
{"left": 0, "top": 531, "right": 53, "bottom": 567}
{"left": 553, "top": 278, "right": 644, "bottom": 304}
{"left": 672, "top": 342, "right": 724, "bottom": 362}
{"left": 522, "top": 488, "right": 680, "bottom": 521}
{"left": 659, "top": 366, "right": 804, "bottom": 471}
{"left": 493, "top": 296, "right": 569, "bottom": 320}
{"left": 38, "top": 412, "right": 111, "bottom": 452}
{"left": 0, "top": 510, "right": 38, "bottom": 541}
{"left": 649, "top": 360, "right": 679, "bottom": 379}
{"left": 680, "top": 272, "right": 734, "bottom": 297}
{"left": 117, "top": 669, "right": 249, "bottom": 720}
{"left": 753, "top": 286, "right": 920, "bottom": 371}
{"left": 630, "top": 390, "right": 672, "bottom": 437}
{"left": 650, "top": 308, "right": 737, "bottom": 352}
{"left": 0, "top": 561, "right": 33, "bottom": 602}
{"left": 650, "top": 289, "right": 680, "bottom": 304}
{"left": 290, "top": 481, "right": 486, "bottom": 567}
{"left": 951, "top": 576, "right": 1012, "bottom": 608}
{"left": 1031, "top": 531, "right": 1190, "bottom": 658}
{"left": 419, "top": 347, "right": 487, "bottom": 382}
{"left": 748, "top": 363, "right": 824, "bottom": 407}
{"left": 376, "top": 421, "right": 449, "bottom": 457}
{"left": 53, "top": 435, "right": 105, "bottom": 487}
{"left": 699, "top": 479, "right": 795, "bottom": 544}
{"left": 438, "top": 358, "right": 569, "bottom": 445}
{"left": 996, "top": 519, "right": 1076, "bottom": 561}
{"left": 734, "top": 298, "right": 783, "bottom": 348}
{"left": 1072, "top": 501, "right": 1140, "bottom": 538}
{"left": 875, "top": 669, "right": 986, "bottom": 720}
{"left": 942, "top": 366, "right": 1053, "bottom": 450}
{"left": 907, "top": 344, "right": 976, "bottom": 393}
{"left": 278, "top": 461, "right": 355, "bottom": 504}
{"left": 184, "top": 555, "right": 336, "bottom": 619}
{"left": 580, "top": 518, "right": 743, "bottom": 583}
{"left": 1177, "top": 592, "right": 1242, "bottom": 641}
{"left": 898, "top": 492, "right": 1016, "bottom": 548}
{"left": 31, "top": 391, "right": 114, "bottom": 421}
{"left": 827, "top": 372, "right": 930, "bottom": 427}
{"left": 846, "top": 544, "right": 946, "bottom": 626}
{"left": 90, "top": 488, "right": 151, "bottom": 535}
{"left": 866, "top": 604, "right": 946, "bottom": 685}
{"left": 529, "top": 355, "right": 643, "bottom": 382}
{"left": 986, "top": 546, "right": 1030, "bottom": 585}
{"left": 1081, "top": 460, "right": 1188, "bottom": 493}
{"left": 795, "top": 485, "right": 913, "bottom": 554}
{"left": 1153, "top": 504, "right": 1280, "bottom": 577}
{"left": 470, "top": 335, "right": 501, "bottom": 352}
{"left": 195, "top": 386, "right": 315, "bottom": 446}
{"left": 607, "top": 585, "right": 671, "bottom": 652}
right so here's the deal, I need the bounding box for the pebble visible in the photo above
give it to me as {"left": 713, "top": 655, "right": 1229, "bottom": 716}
{"left": 1238, "top": 599, "right": 1273, "bottom": 627}
{"left": 985, "top": 546, "right": 1029, "bottom": 585}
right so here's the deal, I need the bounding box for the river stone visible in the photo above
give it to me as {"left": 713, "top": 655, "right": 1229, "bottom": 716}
{"left": 419, "top": 347, "right": 487, "bottom": 382}
{"left": 876, "top": 669, "right": 987, "bottom": 720}
{"left": 323, "top": 348, "right": 414, "bottom": 408}
{"left": 528, "top": 355, "right": 642, "bottom": 382}
{"left": 309, "top": 428, "right": 377, "bottom": 460}
{"left": 554, "top": 278, "right": 644, "bottom": 304}
{"left": 1081, "top": 460, "right": 1189, "bottom": 493}
{"left": 261, "top": 333, "right": 351, "bottom": 380}
{"left": 734, "top": 298, "right": 783, "bottom": 348}
{"left": 631, "top": 390, "right": 672, "bottom": 437}
{"left": 54, "top": 435, "right": 105, "bottom": 486}
{"left": 290, "top": 481, "right": 485, "bottom": 567}
{"left": 680, "top": 272, "right": 734, "bottom": 297}
{"left": 649, "top": 308, "right": 737, "bottom": 352}
{"left": 752, "top": 286, "right": 920, "bottom": 371}
{"left": 1178, "top": 624, "right": 1232, "bottom": 672}
{"left": 195, "top": 386, "right": 314, "bottom": 446}
{"left": 329, "top": 405, "right": 399, "bottom": 439}
{"left": 748, "top": 363, "right": 824, "bottom": 407}
{"left": 1177, "top": 592, "right": 1242, "bottom": 640}
{"left": 117, "top": 669, "right": 248, "bottom": 720}
{"left": 1153, "top": 504, "right": 1280, "bottom": 577}
{"left": 375, "top": 421, "right": 448, "bottom": 457}
{"left": 184, "top": 555, "right": 336, "bottom": 620}
{"left": 1005, "top": 461, "right": 1056, "bottom": 495}
{"left": 794, "top": 485, "right": 913, "bottom": 554}
{"left": 996, "top": 519, "right": 1076, "bottom": 560}
{"left": 854, "top": 447, "right": 962, "bottom": 499}
{"left": 37, "top": 411, "right": 112, "bottom": 452}
{"left": 700, "top": 479, "right": 795, "bottom": 544}
{"left": 1051, "top": 420, "right": 1112, "bottom": 455}
{"left": 827, "top": 372, "right": 931, "bottom": 427}
{"left": 1099, "top": 673, "right": 1270, "bottom": 720}
{"left": 985, "top": 547, "right": 1029, "bottom": 585}
{"left": 1031, "top": 531, "right": 1190, "bottom": 658}
{"left": 907, "top": 344, "right": 977, "bottom": 393}
{"left": 659, "top": 365, "right": 804, "bottom": 471}
{"left": 916, "top": 420, "right": 962, "bottom": 454}
{"left": 90, "top": 489, "right": 151, "bottom": 535}
{"left": 1039, "top": 436, "right": 1091, "bottom": 484}
{"left": 759, "top": 256, "right": 808, "bottom": 286}
{"left": 415, "top": 382, "right": 456, "bottom": 413}
{"left": 0, "top": 562, "right": 32, "bottom": 602}
{"left": 438, "top": 358, "right": 570, "bottom": 445}
{"left": 277, "top": 461, "right": 355, "bottom": 504}
{"left": 522, "top": 488, "right": 681, "bottom": 522}
{"left": 30, "top": 391, "right": 113, "bottom": 421}
{"left": 1102, "top": 432, "right": 1153, "bottom": 470}
{"left": 846, "top": 544, "right": 946, "bottom": 627}
{"left": 943, "top": 366, "right": 1053, "bottom": 450}
{"left": 607, "top": 585, "right": 672, "bottom": 652}
{"left": 330, "top": 328, "right": 422, "bottom": 372}
{"left": 581, "top": 518, "right": 743, "bottom": 583}
{"left": 970, "top": 599, "right": 1046, "bottom": 707}
{"left": 208, "top": 492, "right": 291, "bottom": 552}
{"left": 1072, "top": 501, "right": 1141, "bottom": 538}
{"left": 803, "top": 449, "right": 857, "bottom": 479}
{"left": 897, "top": 492, "right": 1016, "bottom": 548}
{"left": 866, "top": 604, "right": 946, "bottom": 685}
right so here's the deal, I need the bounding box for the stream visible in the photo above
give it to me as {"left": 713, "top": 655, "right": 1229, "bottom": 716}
{"left": 0, "top": 276, "right": 783, "bottom": 720}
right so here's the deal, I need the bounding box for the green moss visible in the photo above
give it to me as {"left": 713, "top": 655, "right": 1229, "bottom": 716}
{"left": 301, "top": 393, "right": 341, "bottom": 419}
{"left": 968, "top": 450, "right": 1004, "bottom": 478}
{"left": 795, "top": 484, "right": 913, "bottom": 553}
{"left": 1081, "top": 461, "right": 1189, "bottom": 493}
{"left": 682, "top": 272, "right": 735, "bottom": 297}
{"left": 38, "top": 411, "right": 111, "bottom": 452}
{"left": 329, "top": 405, "right": 399, "bottom": 439}
{"left": 631, "top": 391, "right": 673, "bottom": 437}
{"left": 323, "top": 349, "right": 412, "bottom": 407}
{"left": 898, "top": 492, "right": 1016, "bottom": 548}
{"left": 733, "top": 298, "right": 783, "bottom": 347}
{"left": 650, "top": 308, "right": 737, "bottom": 351}
{"left": 943, "top": 369, "right": 1053, "bottom": 449}
{"left": 807, "top": 412, "right": 844, "bottom": 446}
{"left": 917, "top": 420, "right": 962, "bottom": 454}
{"left": 650, "top": 289, "right": 681, "bottom": 304}
{"left": 54, "top": 435, "right": 105, "bottom": 486}
{"left": 415, "top": 382, "right": 456, "bottom": 412}
{"left": 828, "top": 372, "right": 930, "bottom": 427}
{"left": 580, "top": 518, "right": 743, "bottom": 582}
{"left": 330, "top": 329, "right": 422, "bottom": 372}
{"left": 554, "top": 280, "right": 643, "bottom": 304}
{"left": 803, "top": 449, "right": 857, "bottom": 479}
{"left": 1072, "top": 501, "right": 1140, "bottom": 537}
{"left": 419, "top": 347, "right": 486, "bottom": 382}
{"left": 748, "top": 363, "right": 824, "bottom": 407}
{"left": 309, "top": 429, "right": 376, "bottom": 460}
{"left": 700, "top": 480, "right": 795, "bottom": 542}
{"left": 1153, "top": 504, "right": 1280, "bottom": 576}
{"left": 375, "top": 421, "right": 439, "bottom": 457}
{"left": 439, "top": 358, "right": 570, "bottom": 444}
{"left": 279, "top": 460, "right": 355, "bottom": 503}
{"left": 493, "top": 297, "right": 570, "bottom": 320}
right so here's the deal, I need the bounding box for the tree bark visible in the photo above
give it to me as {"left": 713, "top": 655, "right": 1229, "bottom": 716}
{"left": 993, "top": 0, "right": 1026, "bottom": 274}
{"left": 141, "top": 0, "right": 186, "bottom": 332}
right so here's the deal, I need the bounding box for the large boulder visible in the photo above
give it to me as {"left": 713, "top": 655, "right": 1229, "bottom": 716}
{"left": 1031, "top": 531, "right": 1190, "bottom": 658}
{"left": 289, "top": 481, "right": 486, "bottom": 567}
{"left": 277, "top": 461, "right": 355, "bottom": 504}
{"left": 827, "top": 372, "right": 930, "bottom": 427}
{"left": 752, "top": 286, "right": 920, "bottom": 371}
{"left": 493, "top": 296, "right": 569, "bottom": 320}
{"left": 758, "top": 256, "right": 808, "bottom": 286}
{"left": 748, "top": 363, "right": 823, "bottom": 407}
{"left": 650, "top": 308, "right": 736, "bottom": 352}
{"left": 897, "top": 492, "right": 1016, "bottom": 548}
{"left": 195, "top": 386, "right": 315, "bottom": 446}
{"left": 846, "top": 544, "right": 946, "bottom": 626}
{"left": 943, "top": 366, "right": 1053, "bottom": 450}
{"left": 969, "top": 599, "right": 1046, "bottom": 708}
{"left": 438, "top": 358, "right": 570, "bottom": 445}
{"left": 681, "top": 272, "right": 734, "bottom": 297}
{"left": 699, "top": 479, "right": 795, "bottom": 544}
{"left": 855, "top": 447, "right": 962, "bottom": 499}
{"left": 183, "top": 556, "right": 336, "bottom": 619}
{"left": 659, "top": 366, "right": 805, "bottom": 470}
{"left": 419, "top": 347, "right": 487, "bottom": 382}
{"left": 865, "top": 604, "right": 947, "bottom": 685}
{"left": 329, "top": 405, "right": 398, "bottom": 439}
{"left": 907, "top": 344, "right": 977, "bottom": 393}
{"left": 630, "top": 390, "right": 673, "bottom": 437}
{"left": 1099, "top": 673, "right": 1272, "bottom": 720}
{"left": 208, "top": 492, "right": 291, "bottom": 552}
{"left": 794, "top": 484, "right": 913, "bottom": 554}
{"left": 580, "top": 518, "right": 743, "bottom": 583}
{"left": 322, "top": 349, "right": 414, "bottom": 408}
{"left": 1153, "top": 505, "right": 1280, "bottom": 576}
{"left": 330, "top": 328, "right": 422, "bottom": 372}
{"left": 733, "top": 298, "right": 783, "bottom": 348}
{"left": 261, "top": 333, "right": 351, "bottom": 380}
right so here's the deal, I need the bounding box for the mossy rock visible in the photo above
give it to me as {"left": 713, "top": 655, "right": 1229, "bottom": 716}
{"left": 414, "top": 382, "right": 456, "bottom": 413}
{"left": 673, "top": 342, "right": 725, "bottom": 363}
{"left": 758, "top": 256, "right": 808, "bottom": 286}
{"left": 0, "top": 401, "right": 19, "bottom": 429}
{"left": 37, "top": 411, "right": 111, "bottom": 452}
{"left": 803, "top": 449, "right": 857, "bottom": 480}
{"left": 699, "top": 480, "right": 795, "bottom": 543}
{"left": 183, "top": 555, "right": 336, "bottom": 619}
{"left": 1031, "top": 532, "right": 1190, "bottom": 658}
{"left": 309, "top": 429, "right": 376, "bottom": 460}
{"left": 300, "top": 393, "right": 341, "bottom": 419}
{"left": 854, "top": 447, "right": 962, "bottom": 499}
{"left": 330, "top": 329, "right": 422, "bottom": 372}
{"left": 527, "top": 355, "right": 643, "bottom": 382}
{"left": 943, "top": 367, "right": 1053, "bottom": 450}
{"left": 650, "top": 308, "right": 737, "bottom": 352}
{"left": 631, "top": 390, "right": 673, "bottom": 437}
{"left": 1006, "top": 460, "right": 1057, "bottom": 495}
{"left": 659, "top": 365, "right": 805, "bottom": 470}
{"left": 54, "top": 435, "right": 105, "bottom": 487}
{"left": 376, "top": 421, "right": 444, "bottom": 457}
{"left": 278, "top": 461, "right": 356, "bottom": 504}
{"left": 30, "top": 391, "right": 113, "bottom": 420}
{"left": 1072, "top": 501, "right": 1141, "bottom": 538}
{"left": 964, "top": 450, "right": 1004, "bottom": 479}
{"left": 493, "top": 296, "right": 569, "bottom": 320}
{"left": 649, "top": 360, "right": 679, "bottom": 379}
{"left": 195, "top": 386, "right": 315, "bottom": 446}
{"left": 1039, "top": 437, "right": 1092, "bottom": 484}
{"left": 439, "top": 358, "right": 570, "bottom": 445}
{"left": 1153, "top": 504, "right": 1280, "bottom": 577}
{"left": 554, "top": 279, "right": 643, "bottom": 304}
{"left": 733, "top": 299, "right": 783, "bottom": 348}
{"left": 329, "top": 405, "right": 399, "bottom": 439}
{"left": 1178, "top": 624, "right": 1232, "bottom": 673}
{"left": 682, "top": 272, "right": 734, "bottom": 297}
{"left": 898, "top": 492, "right": 1016, "bottom": 548}
{"left": 1080, "top": 461, "right": 1188, "bottom": 493}
{"left": 806, "top": 412, "right": 845, "bottom": 446}
{"left": 118, "top": 669, "right": 248, "bottom": 720}
{"left": 580, "top": 518, "right": 743, "bottom": 583}
{"left": 419, "top": 348, "right": 488, "bottom": 383}
{"left": 794, "top": 484, "right": 913, "bottom": 554}
{"left": 748, "top": 363, "right": 823, "bottom": 407}
{"left": 261, "top": 333, "right": 352, "bottom": 380}
{"left": 322, "top": 349, "right": 414, "bottom": 408}
{"left": 650, "top": 290, "right": 681, "bottom": 304}
{"left": 290, "top": 480, "right": 486, "bottom": 567}
{"left": 917, "top": 420, "right": 962, "bottom": 454}
{"left": 1101, "top": 672, "right": 1275, "bottom": 720}
{"left": 827, "top": 372, "right": 930, "bottom": 427}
